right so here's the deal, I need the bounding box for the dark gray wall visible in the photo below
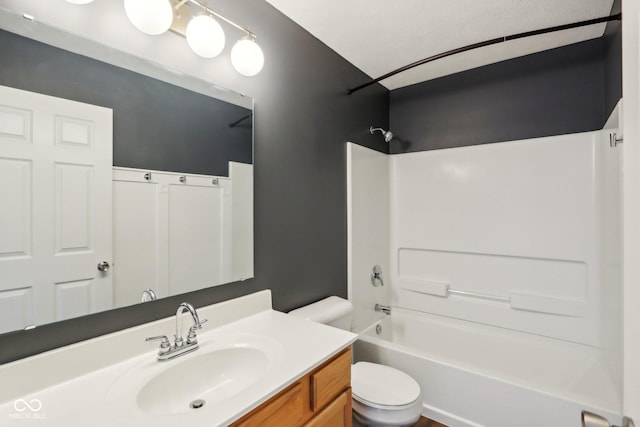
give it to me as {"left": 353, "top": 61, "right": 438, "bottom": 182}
{"left": 0, "top": 30, "right": 252, "bottom": 177}
{"left": 389, "top": 38, "right": 609, "bottom": 153}
{"left": 0, "top": 1, "right": 388, "bottom": 364}
{"left": 604, "top": 0, "right": 622, "bottom": 119}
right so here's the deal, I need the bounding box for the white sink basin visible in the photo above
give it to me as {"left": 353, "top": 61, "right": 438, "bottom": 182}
{"left": 106, "top": 333, "right": 283, "bottom": 416}
{"left": 138, "top": 346, "right": 270, "bottom": 415}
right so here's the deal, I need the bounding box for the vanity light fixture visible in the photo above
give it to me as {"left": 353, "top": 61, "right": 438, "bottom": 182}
{"left": 98, "top": 0, "right": 263, "bottom": 75}
{"left": 231, "top": 36, "right": 264, "bottom": 77}
{"left": 124, "top": 0, "right": 174, "bottom": 35}
{"left": 186, "top": 14, "right": 225, "bottom": 58}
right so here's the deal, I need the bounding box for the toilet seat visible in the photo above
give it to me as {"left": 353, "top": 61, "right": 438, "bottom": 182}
{"left": 351, "top": 362, "right": 421, "bottom": 410}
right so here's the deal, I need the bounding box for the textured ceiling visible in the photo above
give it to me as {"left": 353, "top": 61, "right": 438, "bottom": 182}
{"left": 265, "top": 0, "right": 615, "bottom": 90}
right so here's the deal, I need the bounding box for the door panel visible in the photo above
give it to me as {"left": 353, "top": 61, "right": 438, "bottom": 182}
{"left": 55, "top": 163, "right": 94, "bottom": 253}
{"left": 112, "top": 179, "right": 160, "bottom": 307}
{"left": 0, "top": 158, "right": 31, "bottom": 258}
{"left": 0, "top": 287, "right": 32, "bottom": 332}
{"left": 54, "top": 279, "right": 94, "bottom": 320}
{"left": 168, "top": 183, "right": 226, "bottom": 295}
{"left": 0, "top": 105, "right": 31, "bottom": 143}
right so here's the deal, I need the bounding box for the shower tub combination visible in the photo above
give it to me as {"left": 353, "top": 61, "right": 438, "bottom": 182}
{"left": 353, "top": 309, "right": 620, "bottom": 427}
{"left": 347, "top": 125, "right": 624, "bottom": 427}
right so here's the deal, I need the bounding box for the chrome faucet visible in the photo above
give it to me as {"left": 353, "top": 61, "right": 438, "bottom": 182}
{"left": 140, "top": 288, "right": 157, "bottom": 302}
{"left": 146, "top": 302, "right": 207, "bottom": 361}
{"left": 375, "top": 303, "right": 391, "bottom": 315}
{"left": 175, "top": 302, "right": 205, "bottom": 347}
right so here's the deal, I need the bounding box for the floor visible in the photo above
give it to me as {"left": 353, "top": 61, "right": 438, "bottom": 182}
{"left": 412, "top": 416, "right": 448, "bottom": 427}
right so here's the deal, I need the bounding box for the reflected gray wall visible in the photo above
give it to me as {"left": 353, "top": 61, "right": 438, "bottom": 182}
{"left": 0, "top": 29, "right": 252, "bottom": 177}
{"left": 604, "top": 0, "right": 622, "bottom": 118}
{"left": 0, "top": 0, "right": 388, "bottom": 364}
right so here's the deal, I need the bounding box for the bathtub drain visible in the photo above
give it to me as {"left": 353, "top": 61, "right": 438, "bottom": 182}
{"left": 376, "top": 324, "right": 382, "bottom": 335}
{"left": 190, "top": 399, "right": 206, "bottom": 409}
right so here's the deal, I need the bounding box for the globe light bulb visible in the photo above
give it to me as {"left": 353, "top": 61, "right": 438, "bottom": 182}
{"left": 186, "top": 15, "right": 225, "bottom": 58}
{"left": 124, "top": 0, "right": 174, "bottom": 36}
{"left": 231, "top": 38, "right": 264, "bottom": 77}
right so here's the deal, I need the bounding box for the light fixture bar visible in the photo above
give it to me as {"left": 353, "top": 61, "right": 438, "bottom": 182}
{"left": 118, "top": 0, "right": 264, "bottom": 76}
{"left": 346, "top": 13, "right": 621, "bottom": 95}
{"left": 179, "top": 0, "right": 256, "bottom": 39}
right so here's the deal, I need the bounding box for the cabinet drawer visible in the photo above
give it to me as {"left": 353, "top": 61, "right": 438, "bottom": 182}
{"left": 232, "top": 381, "right": 304, "bottom": 427}
{"left": 310, "top": 348, "right": 351, "bottom": 411}
{"left": 306, "top": 388, "right": 352, "bottom": 427}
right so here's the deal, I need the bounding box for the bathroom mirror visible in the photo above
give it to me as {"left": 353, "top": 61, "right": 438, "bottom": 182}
{"left": 0, "top": 5, "right": 254, "bottom": 334}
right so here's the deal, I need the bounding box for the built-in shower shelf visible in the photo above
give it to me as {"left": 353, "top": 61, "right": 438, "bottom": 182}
{"left": 399, "top": 277, "right": 585, "bottom": 317}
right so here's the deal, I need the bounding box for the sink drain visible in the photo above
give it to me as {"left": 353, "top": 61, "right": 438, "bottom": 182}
{"left": 190, "top": 399, "right": 206, "bottom": 409}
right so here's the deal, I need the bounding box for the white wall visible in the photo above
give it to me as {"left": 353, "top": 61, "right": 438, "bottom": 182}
{"left": 622, "top": 0, "right": 640, "bottom": 418}
{"left": 230, "top": 162, "right": 254, "bottom": 281}
{"left": 389, "top": 131, "right": 619, "bottom": 347}
{"left": 602, "top": 101, "right": 624, "bottom": 406}
{"left": 347, "top": 143, "right": 391, "bottom": 331}
{"left": 113, "top": 167, "right": 232, "bottom": 307}
{"left": 348, "top": 129, "right": 624, "bottom": 417}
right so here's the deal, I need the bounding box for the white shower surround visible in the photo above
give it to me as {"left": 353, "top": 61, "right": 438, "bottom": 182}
{"left": 346, "top": 115, "right": 623, "bottom": 425}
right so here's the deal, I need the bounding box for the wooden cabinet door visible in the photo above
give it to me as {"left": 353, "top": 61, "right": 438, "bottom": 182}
{"left": 310, "top": 348, "right": 351, "bottom": 411}
{"left": 305, "top": 389, "right": 352, "bottom": 427}
{"left": 231, "top": 382, "right": 304, "bottom": 427}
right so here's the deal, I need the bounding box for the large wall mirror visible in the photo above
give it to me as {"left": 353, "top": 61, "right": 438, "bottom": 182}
{"left": 0, "top": 5, "right": 254, "bottom": 334}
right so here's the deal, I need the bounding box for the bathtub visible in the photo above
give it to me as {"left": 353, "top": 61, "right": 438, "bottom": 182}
{"left": 352, "top": 308, "right": 621, "bottom": 427}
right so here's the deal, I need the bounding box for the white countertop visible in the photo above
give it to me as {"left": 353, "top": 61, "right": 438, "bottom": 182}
{"left": 0, "top": 291, "right": 357, "bottom": 426}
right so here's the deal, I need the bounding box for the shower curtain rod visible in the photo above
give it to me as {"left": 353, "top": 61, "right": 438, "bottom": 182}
{"left": 346, "top": 13, "right": 622, "bottom": 95}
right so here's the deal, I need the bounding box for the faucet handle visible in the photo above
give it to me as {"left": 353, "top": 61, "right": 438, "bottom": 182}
{"left": 145, "top": 335, "right": 171, "bottom": 353}
{"left": 186, "top": 319, "right": 207, "bottom": 345}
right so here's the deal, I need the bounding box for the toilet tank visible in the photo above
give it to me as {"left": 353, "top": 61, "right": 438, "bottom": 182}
{"left": 288, "top": 296, "right": 353, "bottom": 331}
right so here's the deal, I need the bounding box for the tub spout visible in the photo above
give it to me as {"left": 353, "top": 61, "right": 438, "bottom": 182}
{"left": 375, "top": 304, "right": 391, "bottom": 315}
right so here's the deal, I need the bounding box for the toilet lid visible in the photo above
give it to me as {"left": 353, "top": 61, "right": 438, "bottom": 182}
{"left": 351, "top": 362, "right": 421, "bottom": 408}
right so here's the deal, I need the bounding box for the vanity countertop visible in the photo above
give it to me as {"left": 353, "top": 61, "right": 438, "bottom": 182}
{"left": 0, "top": 291, "right": 357, "bottom": 426}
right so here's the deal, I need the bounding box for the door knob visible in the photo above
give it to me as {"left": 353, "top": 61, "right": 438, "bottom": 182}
{"left": 97, "top": 261, "right": 110, "bottom": 272}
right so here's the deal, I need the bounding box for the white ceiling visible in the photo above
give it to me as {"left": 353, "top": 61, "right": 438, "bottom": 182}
{"left": 265, "top": 0, "right": 615, "bottom": 91}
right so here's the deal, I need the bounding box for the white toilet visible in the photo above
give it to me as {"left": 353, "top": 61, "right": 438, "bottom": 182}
{"left": 289, "top": 296, "right": 422, "bottom": 427}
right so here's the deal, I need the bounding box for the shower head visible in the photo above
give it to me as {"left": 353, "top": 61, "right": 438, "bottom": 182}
{"left": 370, "top": 126, "right": 394, "bottom": 143}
